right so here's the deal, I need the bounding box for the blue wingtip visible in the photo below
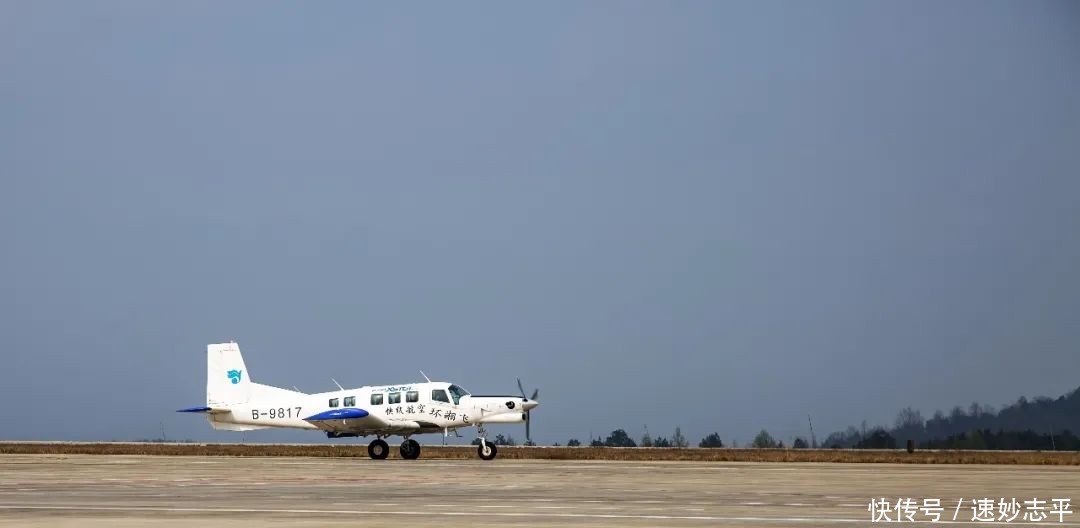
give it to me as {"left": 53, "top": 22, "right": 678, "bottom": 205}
{"left": 303, "top": 408, "right": 370, "bottom": 421}
{"left": 176, "top": 406, "right": 212, "bottom": 413}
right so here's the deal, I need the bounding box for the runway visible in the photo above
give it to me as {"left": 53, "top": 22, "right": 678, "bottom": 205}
{"left": 0, "top": 454, "right": 1076, "bottom": 527}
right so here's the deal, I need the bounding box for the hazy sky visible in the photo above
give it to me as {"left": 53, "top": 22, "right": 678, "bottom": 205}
{"left": 2, "top": 1, "right": 1078, "bottom": 446}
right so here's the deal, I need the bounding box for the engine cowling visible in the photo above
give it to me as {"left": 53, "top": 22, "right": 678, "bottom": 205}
{"left": 476, "top": 412, "right": 526, "bottom": 424}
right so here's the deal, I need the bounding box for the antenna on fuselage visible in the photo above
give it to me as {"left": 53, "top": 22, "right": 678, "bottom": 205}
{"left": 330, "top": 378, "right": 344, "bottom": 390}
{"left": 419, "top": 370, "right": 432, "bottom": 383}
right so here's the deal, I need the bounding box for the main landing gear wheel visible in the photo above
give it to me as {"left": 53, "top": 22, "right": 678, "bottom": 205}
{"left": 477, "top": 442, "right": 498, "bottom": 461}
{"left": 400, "top": 439, "right": 421, "bottom": 460}
{"left": 368, "top": 439, "right": 389, "bottom": 460}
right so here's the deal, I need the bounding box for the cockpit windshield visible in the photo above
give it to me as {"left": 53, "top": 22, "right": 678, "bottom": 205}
{"left": 448, "top": 385, "right": 469, "bottom": 405}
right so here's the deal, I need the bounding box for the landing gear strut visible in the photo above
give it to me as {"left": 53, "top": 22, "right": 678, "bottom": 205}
{"left": 368, "top": 438, "right": 389, "bottom": 460}
{"left": 475, "top": 425, "right": 498, "bottom": 461}
{"left": 400, "top": 438, "right": 421, "bottom": 460}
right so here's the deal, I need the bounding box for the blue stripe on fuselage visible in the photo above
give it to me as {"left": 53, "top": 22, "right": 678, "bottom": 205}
{"left": 304, "top": 408, "right": 370, "bottom": 421}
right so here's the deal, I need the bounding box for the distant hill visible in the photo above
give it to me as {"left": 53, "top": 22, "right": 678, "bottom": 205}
{"left": 823, "top": 385, "right": 1080, "bottom": 450}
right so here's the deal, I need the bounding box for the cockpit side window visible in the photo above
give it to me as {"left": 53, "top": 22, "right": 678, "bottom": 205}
{"left": 431, "top": 389, "right": 449, "bottom": 403}
{"left": 447, "top": 385, "right": 469, "bottom": 405}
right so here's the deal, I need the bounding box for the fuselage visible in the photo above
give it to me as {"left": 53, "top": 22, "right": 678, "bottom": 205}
{"left": 212, "top": 381, "right": 535, "bottom": 435}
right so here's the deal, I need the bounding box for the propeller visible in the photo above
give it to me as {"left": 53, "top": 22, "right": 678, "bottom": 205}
{"left": 517, "top": 378, "right": 540, "bottom": 445}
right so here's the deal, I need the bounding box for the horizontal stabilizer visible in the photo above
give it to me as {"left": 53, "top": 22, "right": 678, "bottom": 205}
{"left": 176, "top": 406, "right": 230, "bottom": 414}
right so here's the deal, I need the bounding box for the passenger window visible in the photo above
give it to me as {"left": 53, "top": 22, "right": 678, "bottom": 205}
{"left": 371, "top": 393, "right": 384, "bottom": 405}
{"left": 343, "top": 396, "right": 355, "bottom": 407}
{"left": 432, "top": 389, "right": 449, "bottom": 403}
{"left": 388, "top": 392, "right": 401, "bottom": 404}
{"left": 406, "top": 391, "right": 419, "bottom": 403}
{"left": 329, "top": 398, "right": 339, "bottom": 408}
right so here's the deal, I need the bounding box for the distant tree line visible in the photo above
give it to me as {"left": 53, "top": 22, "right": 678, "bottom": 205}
{"left": 551, "top": 386, "right": 1080, "bottom": 451}
{"left": 821, "top": 385, "right": 1080, "bottom": 451}
{"left": 560, "top": 427, "right": 817, "bottom": 449}
{"left": 923, "top": 429, "right": 1080, "bottom": 451}
{"left": 749, "top": 429, "right": 810, "bottom": 449}
{"left": 504, "top": 387, "right": 1080, "bottom": 451}
{"left": 560, "top": 427, "right": 728, "bottom": 449}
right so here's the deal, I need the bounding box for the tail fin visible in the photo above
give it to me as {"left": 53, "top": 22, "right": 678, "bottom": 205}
{"left": 207, "top": 342, "right": 252, "bottom": 406}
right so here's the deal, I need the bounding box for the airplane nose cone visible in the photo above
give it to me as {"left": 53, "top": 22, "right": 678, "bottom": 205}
{"left": 523, "top": 399, "right": 539, "bottom": 411}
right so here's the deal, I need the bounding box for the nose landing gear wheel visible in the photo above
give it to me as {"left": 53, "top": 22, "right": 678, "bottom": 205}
{"left": 477, "top": 442, "right": 498, "bottom": 461}
{"left": 368, "top": 439, "right": 389, "bottom": 460}
{"left": 400, "top": 439, "right": 421, "bottom": 460}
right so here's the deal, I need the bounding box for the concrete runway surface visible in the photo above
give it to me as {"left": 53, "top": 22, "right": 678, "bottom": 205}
{"left": 0, "top": 454, "right": 1077, "bottom": 527}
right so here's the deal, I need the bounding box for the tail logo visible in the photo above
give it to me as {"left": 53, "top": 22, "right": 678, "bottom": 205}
{"left": 227, "top": 369, "right": 243, "bottom": 385}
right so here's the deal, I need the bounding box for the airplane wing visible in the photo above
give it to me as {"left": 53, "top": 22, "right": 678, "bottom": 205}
{"left": 303, "top": 409, "right": 422, "bottom": 434}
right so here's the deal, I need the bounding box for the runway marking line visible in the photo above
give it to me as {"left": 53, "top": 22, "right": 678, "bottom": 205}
{"left": 2, "top": 504, "right": 1079, "bottom": 525}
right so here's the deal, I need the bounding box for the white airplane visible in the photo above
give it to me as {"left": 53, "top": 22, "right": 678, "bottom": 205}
{"left": 178, "top": 342, "right": 539, "bottom": 460}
